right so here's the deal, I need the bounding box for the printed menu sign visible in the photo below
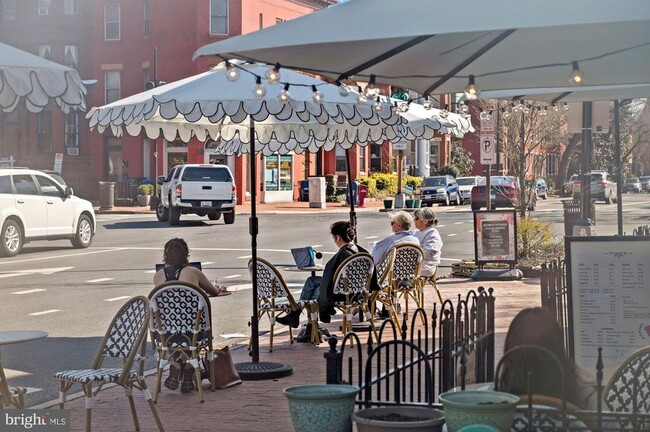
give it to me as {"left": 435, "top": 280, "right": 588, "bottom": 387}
{"left": 566, "top": 237, "right": 650, "bottom": 381}
{"left": 473, "top": 210, "right": 517, "bottom": 264}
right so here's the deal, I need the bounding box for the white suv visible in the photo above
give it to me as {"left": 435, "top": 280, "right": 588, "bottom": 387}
{"left": 0, "top": 169, "right": 96, "bottom": 257}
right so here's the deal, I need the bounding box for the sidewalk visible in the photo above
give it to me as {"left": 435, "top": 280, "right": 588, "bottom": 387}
{"left": 43, "top": 277, "right": 542, "bottom": 432}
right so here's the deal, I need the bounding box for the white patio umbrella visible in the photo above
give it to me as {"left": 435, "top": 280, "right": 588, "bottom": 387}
{"left": 193, "top": 0, "right": 650, "bottom": 97}
{"left": 0, "top": 42, "right": 86, "bottom": 113}
{"left": 87, "top": 62, "right": 472, "bottom": 379}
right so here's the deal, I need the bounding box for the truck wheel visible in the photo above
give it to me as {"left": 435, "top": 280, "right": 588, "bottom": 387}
{"left": 208, "top": 212, "right": 221, "bottom": 221}
{"left": 71, "top": 215, "right": 93, "bottom": 248}
{"left": 224, "top": 210, "right": 235, "bottom": 225}
{"left": 169, "top": 206, "right": 181, "bottom": 225}
{"left": 1, "top": 219, "right": 22, "bottom": 257}
{"left": 443, "top": 194, "right": 450, "bottom": 206}
{"left": 156, "top": 201, "right": 169, "bottom": 222}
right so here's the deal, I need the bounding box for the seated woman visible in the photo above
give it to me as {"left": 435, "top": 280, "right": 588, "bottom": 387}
{"left": 277, "top": 221, "right": 375, "bottom": 339}
{"left": 370, "top": 210, "right": 419, "bottom": 265}
{"left": 412, "top": 207, "right": 443, "bottom": 278}
{"left": 497, "top": 307, "right": 595, "bottom": 409}
{"left": 153, "top": 238, "right": 230, "bottom": 392}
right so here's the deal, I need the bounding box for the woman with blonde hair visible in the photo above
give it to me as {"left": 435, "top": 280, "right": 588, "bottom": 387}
{"left": 412, "top": 207, "right": 443, "bottom": 277}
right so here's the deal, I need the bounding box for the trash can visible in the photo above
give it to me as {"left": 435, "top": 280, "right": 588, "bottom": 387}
{"left": 358, "top": 184, "right": 368, "bottom": 207}
{"left": 561, "top": 199, "right": 596, "bottom": 236}
{"left": 308, "top": 177, "right": 326, "bottom": 209}
{"left": 98, "top": 181, "right": 115, "bottom": 211}
{"left": 345, "top": 181, "right": 359, "bottom": 205}
{"left": 299, "top": 180, "right": 310, "bottom": 202}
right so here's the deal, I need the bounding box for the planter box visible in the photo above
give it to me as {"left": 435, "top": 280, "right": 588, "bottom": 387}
{"left": 284, "top": 384, "right": 359, "bottom": 432}
{"left": 383, "top": 199, "right": 394, "bottom": 209}
{"left": 353, "top": 406, "right": 445, "bottom": 432}
{"left": 136, "top": 194, "right": 151, "bottom": 207}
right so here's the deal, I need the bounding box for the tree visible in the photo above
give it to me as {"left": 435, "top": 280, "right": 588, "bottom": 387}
{"left": 449, "top": 139, "right": 474, "bottom": 176}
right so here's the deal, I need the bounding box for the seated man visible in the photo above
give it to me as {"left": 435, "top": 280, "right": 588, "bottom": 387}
{"left": 371, "top": 210, "right": 419, "bottom": 264}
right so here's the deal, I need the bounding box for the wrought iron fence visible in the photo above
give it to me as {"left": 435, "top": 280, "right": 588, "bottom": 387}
{"left": 540, "top": 259, "right": 571, "bottom": 353}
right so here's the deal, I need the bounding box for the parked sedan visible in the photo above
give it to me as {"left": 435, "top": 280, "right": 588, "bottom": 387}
{"left": 470, "top": 176, "right": 534, "bottom": 211}
{"left": 623, "top": 177, "right": 641, "bottom": 193}
{"left": 639, "top": 176, "right": 650, "bottom": 192}
{"left": 526, "top": 178, "right": 548, "bottom": 199}
{"left": 418, "top": 175, "right": 460, "bottom": 206}
{"left": 456, "top": 176, "right": 483, "bottom": 204}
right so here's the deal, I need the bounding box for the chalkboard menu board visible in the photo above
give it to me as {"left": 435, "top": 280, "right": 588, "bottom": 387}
{"left": 566, "top": 236, "right": 650, "bottom": 382}
{"left": 473, "top": 210, "right": 517, "bottom": 265}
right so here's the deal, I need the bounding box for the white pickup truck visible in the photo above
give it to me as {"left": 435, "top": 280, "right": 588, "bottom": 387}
{"left": 156, "top": 164, "right": 236, "bottom": 225}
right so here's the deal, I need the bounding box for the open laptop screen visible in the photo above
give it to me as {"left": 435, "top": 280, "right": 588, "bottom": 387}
{"left": 290, "top": 247, "right": 315, "bottom": 269}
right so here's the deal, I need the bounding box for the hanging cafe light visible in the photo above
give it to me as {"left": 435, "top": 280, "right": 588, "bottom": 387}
{"left": 225, "top": 60, "right": 240, "bottom": 82}
{"left": 569, "top": 61, "right": 584, "bottom": 86}
{"left": 463, "top": 74, "right": 480, "bottom": 100}
{"left": 278, "top": 83, "right": 291, "bottom": 103}
{"left": 265, "top": 63, "right": 281, "bottom": 84}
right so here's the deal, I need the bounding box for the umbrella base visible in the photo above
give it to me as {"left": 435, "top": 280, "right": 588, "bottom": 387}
{"left": 235, "top": 361, "right": 293, "bottom": 380}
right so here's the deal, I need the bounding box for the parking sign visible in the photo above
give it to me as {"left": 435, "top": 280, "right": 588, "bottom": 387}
{"left": 479, "top": 135, "right": 495, "bottom": 165}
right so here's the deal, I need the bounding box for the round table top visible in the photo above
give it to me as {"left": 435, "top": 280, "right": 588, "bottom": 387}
{"left": 0, "top": 331, "right": 48, "bottom": 346}
{"left": 282, "top": 265, "right": 325, "bottom": 272}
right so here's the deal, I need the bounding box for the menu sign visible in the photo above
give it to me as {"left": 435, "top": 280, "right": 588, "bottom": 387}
{"left": 566, "top": 237, "right": 650, "bottom": 381}
{"left": 473, "top": 210, "right": 517, "bottom": 265}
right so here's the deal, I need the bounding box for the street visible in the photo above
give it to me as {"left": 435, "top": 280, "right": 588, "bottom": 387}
{"left": 1, "top": 194, "right": 649, "bottom": 406}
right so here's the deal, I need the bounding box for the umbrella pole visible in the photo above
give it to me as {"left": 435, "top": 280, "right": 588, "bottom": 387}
{"left": 614, "top": 100, "right": 623, "bottom": 236}
{"left": 235, "top": 118, "right": 293, "bottom": 380}
{"left": 345, "top": 148, "right": 357, "bottom": 242}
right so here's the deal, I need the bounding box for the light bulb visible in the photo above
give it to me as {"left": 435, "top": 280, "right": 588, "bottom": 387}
{"left": 569, "top": 61, "right": 583, "bottom": 86}
{"left": 265, "top": 63, "right": 281, "bottom": 84}
{"left": 356, "top": 91, "right": 367, "bottom": 104}
{"left": 392, "top": 104, "right": 401, "bottom": 116}
{"left": 563, "top": 103, "right": 570, "bottom": 111}
{"left": 459, "top": 104, "right": 469, "bottom": 114}
{"left": 364, "top": 74, "right": 379, "bottom": 98}
{"left": 278, "top": 83, "right": 291, "bottom": 103}
{"left": 337, "top": 82, "right": 350, "bottom": 97}
{"left": 523, "top": 105, "right": 531, "bottom": 114}
{"left": 311, "top": 85, "right": 324, "bottom": 104}
{"left": 503, "top": 110, "right": 511, "bottom": 119}
{"left": 539, "top": 107, "right": 548, "bottom": 116}
{"left": 398, "top": 101, "right": 409, "bottom": 112}
{"left": 423, "top": 100, "right": 433, "bottom": 110}
{"left": 463, "top": 75, "right": 480, "bottom": 100}
{"left": 253, "top": 76, "right": 266, "bottom": 98}
{"left": 552, "top": 103, "right": 560, "bottom": 112}
{"left": 439, "top": 109, "right": 449, "bottom": 119}
{"left": 225, "top": 61, "right": 239, "bottom": 82}
{"left": 373, "top": 99, "right": 383, "bottom": 112}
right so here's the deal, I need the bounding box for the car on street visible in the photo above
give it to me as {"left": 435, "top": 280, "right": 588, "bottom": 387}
{"left": 623, "top": 177, "right": 642, "bottom": 193}
{"left": 0, "top": 168, "right": 96, "bottom": 257}
{"left": 565, "top": 174, "right": 579, "bottom": 196}
{"left": 471, "top": 176, "right": 536, "bottom": 211}
{"left": 527, "top": 178, "right": 548, "bottom": 200}
{"left": 417, "top": 175, "right": 461, "bottom": 206}
{"left": 573, "top": 171, "right": 618, "bottom": 203}
{"left": 456, "top": 176, "right": 483, "bottom": 204}
{"left": 639, "top": 176, "right": 650, "bottom": 192}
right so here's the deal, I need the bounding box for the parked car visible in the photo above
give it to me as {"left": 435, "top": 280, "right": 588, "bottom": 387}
{"left": 565, "top": 174, "right": 580, "bottom": 196}
{"left": 455, "top": 176, "right": 483, "bottom": 204}
{"left": 573, "top": 171, "right": 617, "bottom": 203}
{"left": 526, "top": 178, "right": 548, "bottom": 200}
{"left": 639, "top": 176, "right": 650, "bottom": 192}
{"left": 471, "top": 176, "right": 535, "bottom": 211}
{"left": 0, "top": 168, "right": 96, "bottom": 257}
{"left": 417, "top": 175, "right": 460, "bottom": 206}
{"left": 623, "top": 177, "right": 642, "bottom": 193}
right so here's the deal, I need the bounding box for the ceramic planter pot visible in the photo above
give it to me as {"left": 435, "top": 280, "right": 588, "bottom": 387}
{"left": 284, "top": 384, "right": 359, "bottom": 432}
{"left": 383, "top": 199, "right": 393, "bottom": 209}
{"left": 352, "top": 406, "right": 445, "bottom": 432}
{"left": 439, "top": 390, "right": 520, "bottom": 432}
{"left": 136, "top": 194, "right": 151, "bottom": 206}
{"left": 413, "top": 199, "right": 422, "bottom": 208}
{"left": 405, "top": 199, "right": 415, "bottom": 208}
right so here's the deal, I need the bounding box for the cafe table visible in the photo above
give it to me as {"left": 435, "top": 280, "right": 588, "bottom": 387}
{"left": 0, "top": 330, "right": 48, "bottom": 409}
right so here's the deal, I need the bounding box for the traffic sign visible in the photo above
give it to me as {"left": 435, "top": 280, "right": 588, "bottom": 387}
{"left": 479, "top": 135, "right": 496, "bottom": 165}
{"left": 54, "top": 153, "right": 63, "bottom": 173}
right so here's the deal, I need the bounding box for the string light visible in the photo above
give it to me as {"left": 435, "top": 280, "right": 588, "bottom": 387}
{"left": 463, "top": 75, "right": 480, "bottom": 100}
{"left": 503, "top": 110, "right": 511, "bottom": 119}
{"left": 265, "top": 63, "right": 281, "bottom": 84}
{"left": 253, "top": 76, "right": 266, "bottom": 98}
{"left": 563, "top": 103, "right": 570, "bottom": 111}
{"left": 423, "top": 100, "right": 433, "bottom": 110}
{"left": 391, "top": 102, "right": 402, "bottom": 115}
{"left": 336, "top": 80, "right": 350, "bottom": 97}
{"left": 439, "top": 109, "right": 449, "bottom": 119}
{"left": 569, "top": 61, "right": 583, "bottom": 86}
{"left": 311, "top": 85, "right": 324, "bottom": 104}
{"left": 552, "top": 103, "right": 560, "bottom": 112}
{"left": 363, "top": 74, "right": 379, "bottom": 98}
{"left": 356, "top": 87, "right": 367, "bottom": 104}
{"left": 225, "top": 61, "right": 240, "bottom": 82}
{"left": 372, "top": 97, "right": 383, "bottom": 112}
{"left": 278, "top": 83, "right": 291, "bottom": 103}
{"left": 459, "top": 103, "right": 469, "bottom": 114}
{"left": 539, "top": 106, "right": 548, "bottom": 116}
{"left": 523, "top": 104, "right": 531, "bottom": 114}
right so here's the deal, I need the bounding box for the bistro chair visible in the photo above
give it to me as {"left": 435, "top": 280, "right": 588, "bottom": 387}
{"left": 54, "top": 296, "right": 164, "bottom": 432}
{"left": 369, "top": 247, "right": 399, "bottom": 327}
{"left": 250, "top": 258, "right": 317, "bottom": 349}
{"left": 148, "top": 281, "right": 215, "bottom": 403}
{"left": 417, "top": 266, "right": 443, "bottom": 306}
{"left": 391, "top": 243, "right": 424, "bottom": 320}
{"left": 332, "top": 252, "right": 378, "bottom": 341}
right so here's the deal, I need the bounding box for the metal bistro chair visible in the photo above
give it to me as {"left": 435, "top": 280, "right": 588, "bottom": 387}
{"left": 417, "top": 266, "right": 443, "bottom": 307}
{"left": 332, "top": 252, "right": 378, "bottom": 341}
{"left": 369, "top": 247, "right": 399, "bottom": 327}
{"left": 54, "top": 296, "right": 164, "bottom": 432}
{"left": 391, "top": 243, "right": 424, "bottom": 320}
{"left": 250, "top": 258, "right": 319, "bottom": 350}
{"left": 148, "top": 281, "right": 215, "bottom": 403}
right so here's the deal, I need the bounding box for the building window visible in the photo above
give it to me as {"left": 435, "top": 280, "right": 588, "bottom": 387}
{"left": 104, "top": 4, "right": 120, "bottom": 41}
{"left": 370, "top": 143, "right": 382, "bottom": 172}
{"left": 265, "top": 155, "right": 292, "bottom": 191}
{"left": 64, "top": 45, "right": 79, "bottom": 70}
{"left": 1, "top": 0, "right": 16, "bottom": 20}
{"left": 359, "top": 146, "right": 366, "bottom": 173}
{"left": 429, "top": 141, "right": 440, "bottom": 175}
{"left": 209, "top": 0, "right": 228, "bottom": 35}
{"left": 258, "top": 13, "right": 262, "bottom": 29}
{"left": 105, "top": 70, "right": 121, "bottom": 104}
{"left": 64, "top": 112, "right": 79, "bottom": 149}
{"left": 143, "top": 0, "right": 150, "bottom": 37}
{"left": 64, "top": 0, "right": 78, "bottom": 15}
{"left": 38, "top": 111, "right": 52, "bottom": 153}
{"left": 335, "top": 146, "right": 347, "bottom": 172}
{"left": 37, "top": 45, "right": 51, "bottom": 59}
{"left": 37, "top": 0, "right": 50, "bottom": 16}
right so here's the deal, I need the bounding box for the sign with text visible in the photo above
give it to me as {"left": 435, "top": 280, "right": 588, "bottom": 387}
{"left": 566, "top": 236, "right": 650, "bottom": 382}
{"left": 479, "top": 135, "right": 496, "bottom": 165}
{"left": 53, "top": 153, "right": 63, "bottom": 174}
{"left": 392, "top": 139, "right": 408, "bottom": 151}
{"left": 473, "top": 210, "right": 517, "bottom": 265}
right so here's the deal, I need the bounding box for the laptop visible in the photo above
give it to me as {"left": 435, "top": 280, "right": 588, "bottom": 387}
{"left": 155, "top": 261, "right": 202, "bottom": 272}
{"left": 290, "top": 247, "right": 316, "bottom": 269}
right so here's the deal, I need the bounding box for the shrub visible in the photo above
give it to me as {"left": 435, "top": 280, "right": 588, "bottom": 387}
{"left": 438, "top": 165, "right": 460, "bottom": 178}
{"left": 137, "top": 184, "right": 153, "bottom": 195}
{"left": 517, "top": 217, "right": 564, "bottom": 264}
{"left": 357, "top": 173, "right": 422, "bottom": 199}
{"left": 324, "top": 174, "right": 337, "bottom": 201}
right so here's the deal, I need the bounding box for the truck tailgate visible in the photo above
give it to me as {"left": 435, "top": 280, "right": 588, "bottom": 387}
{"left": 181, "top": 182, "right": 231, "bottom": 200}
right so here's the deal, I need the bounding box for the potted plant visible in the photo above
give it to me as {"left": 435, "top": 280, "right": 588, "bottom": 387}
{"left": 284, "top": 384, "right": 359, "bottom": 432}
{"left": 136, "top": 183, "right": 153, "bottom": 206}
{"left": 352, "top": 406, "right": 445, "bottom": 432}
{"left": 383, "top": 198, "right": 394, "bottom": 210}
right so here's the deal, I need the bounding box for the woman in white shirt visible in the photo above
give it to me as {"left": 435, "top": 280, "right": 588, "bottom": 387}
{"left": 412, "top": 207, "right": 443, "bottom": 277}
